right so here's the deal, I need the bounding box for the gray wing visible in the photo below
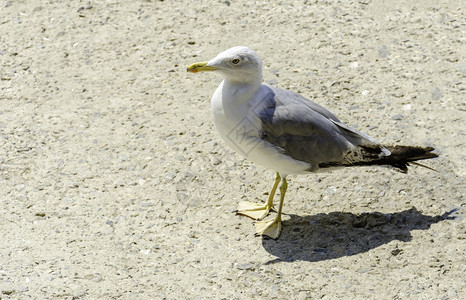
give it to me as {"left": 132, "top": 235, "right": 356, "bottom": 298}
{"left": 257, "top": 85, "right": 387, "bottom": 171}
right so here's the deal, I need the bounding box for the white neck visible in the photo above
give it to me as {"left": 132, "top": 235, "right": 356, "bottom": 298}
{"left": 223, "top": 80, "right": 259, "bottom": 105}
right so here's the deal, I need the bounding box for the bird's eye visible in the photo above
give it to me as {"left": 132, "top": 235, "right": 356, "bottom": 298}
{"left": 231, "top": 58, "right": 240, "bottom": 65}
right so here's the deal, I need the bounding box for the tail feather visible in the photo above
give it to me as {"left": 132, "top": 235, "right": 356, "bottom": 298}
{"left": 385, "top": 145, "right": 438, "bottom": 161}
{"left": 319, "top": 145, "right": 439, "bottom": 173}
{"left": 377, "top": 145, "right": 438, "bottom": 173}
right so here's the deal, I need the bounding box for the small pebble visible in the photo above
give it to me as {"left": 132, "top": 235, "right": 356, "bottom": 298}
{"left": 73, "top": 289, "right": 85, "bottom": 298}
{"left": 236, "top": 263, "right": 254, "bottom": 270}
{"left": 431, "top": 87, "right": 443, "bottom": 100}
{"left": 392, "top": 114, "right": 404, "bottom": 120}
{"left": 378, "top": 45, "right": 389, "bottom": 58}
{"left": 391, "top": 249, "right": 403, "bottom": 256}
{"left": 326, "top": 186, "right": 337, "bottom": 195}
{"left": 402, "top": 104, "right": 411, "bottom": 111}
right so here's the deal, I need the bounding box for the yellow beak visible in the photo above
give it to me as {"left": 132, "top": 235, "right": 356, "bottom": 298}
{"left": 186, "top": 62, "right": 217, "bottom": 73}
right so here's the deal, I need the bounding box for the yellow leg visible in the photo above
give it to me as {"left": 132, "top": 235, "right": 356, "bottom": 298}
{"left": 236, "top": 172, "right": 281, "bottom": 220}
{"left": 254, "top": 177, "right": 287, "bottom": 239}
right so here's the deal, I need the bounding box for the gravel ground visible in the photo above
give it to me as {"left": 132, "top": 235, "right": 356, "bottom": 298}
{"left": 0, "top": 1, "right": 464, "bottom": 299}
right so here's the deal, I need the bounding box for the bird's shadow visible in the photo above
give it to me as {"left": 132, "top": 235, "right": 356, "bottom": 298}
{"left": 262, "top": 207, "right": 458, "bottom": 263}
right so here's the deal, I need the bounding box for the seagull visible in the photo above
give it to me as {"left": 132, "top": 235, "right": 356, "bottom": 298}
{"left": 187, "top": 46, "right": 438, "bottom": 239}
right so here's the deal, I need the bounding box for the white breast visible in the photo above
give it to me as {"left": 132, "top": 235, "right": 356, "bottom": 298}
{"left": 211, "top": 81, "right": 311, "bottom": 176}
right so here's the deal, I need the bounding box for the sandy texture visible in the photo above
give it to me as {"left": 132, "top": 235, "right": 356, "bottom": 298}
{"left": 0, "top": 0, "right": 465, "bottom": 299}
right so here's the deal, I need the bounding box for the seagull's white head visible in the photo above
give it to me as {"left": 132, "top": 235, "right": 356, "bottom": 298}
{"left": 187, "top": 46, "right": 263, "bottom": 84}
